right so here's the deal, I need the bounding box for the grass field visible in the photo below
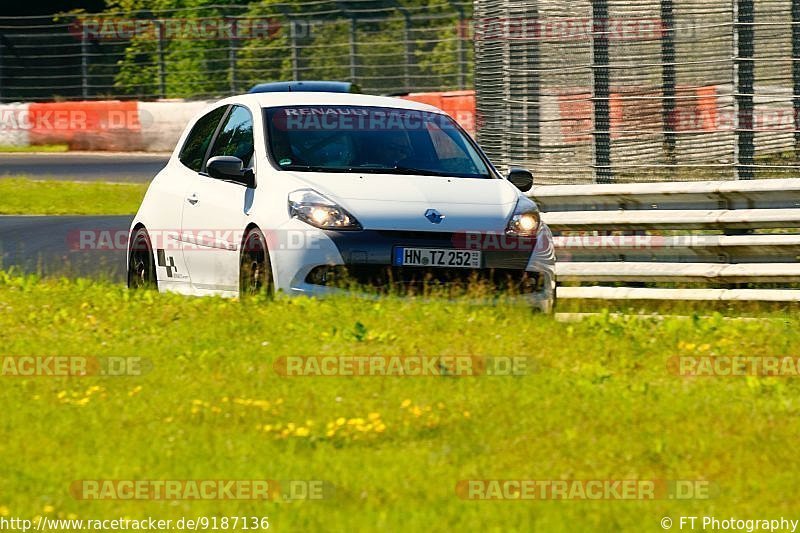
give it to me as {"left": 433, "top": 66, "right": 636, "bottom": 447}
{"left": 0, "top": 272, "right": 799, "bottom": 531}
{"left": 0, "top": 178, "right": 147, "bottom": 215}
{"left": 0, "top": 145, "right": 69, "bottom": 153}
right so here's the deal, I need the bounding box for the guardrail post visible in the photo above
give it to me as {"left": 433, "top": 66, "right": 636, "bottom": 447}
{"left": 734, "top": 0, "right": 755, "bottom": 180}
{"left": 591, "top": 0, "right": 613, "bottom": 183}
{"left": 661, "top": 0, "right": 677, "bottom": 168}
{"left": 792, "top": 0, "right": 800, "bottom": 157}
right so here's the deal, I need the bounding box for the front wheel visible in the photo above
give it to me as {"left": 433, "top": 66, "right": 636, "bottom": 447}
{"left": 239, "top": 227, "right": 274, "bottom": 297}
{"left": 128, "top": 227, "right": 157, "bottom": 290}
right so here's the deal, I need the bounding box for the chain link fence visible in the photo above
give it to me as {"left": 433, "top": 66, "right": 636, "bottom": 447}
{"left": 0, "top": 1, "right": 471, "bottom": 102}
{"left": 475, "top": 0, "right": 800, "bottom": 183}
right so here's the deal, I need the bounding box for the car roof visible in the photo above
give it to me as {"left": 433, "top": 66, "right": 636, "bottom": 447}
{"left": 220, "top": 91, "right": 446, "bottom": 115}
{"left": 248, "top": 81, "right": 358, "bottom": 93}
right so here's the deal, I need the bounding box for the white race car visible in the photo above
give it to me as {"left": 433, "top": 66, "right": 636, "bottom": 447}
{"left": 127, "top": 91, "right": 556, "bottom": 312}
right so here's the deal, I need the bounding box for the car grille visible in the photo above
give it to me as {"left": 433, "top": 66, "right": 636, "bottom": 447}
{"left": 306, "top": 265, "right": 542, "bottom": 295}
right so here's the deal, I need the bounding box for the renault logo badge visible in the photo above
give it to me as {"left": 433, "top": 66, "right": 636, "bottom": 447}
{"left": 424, "top": 209, "right": 445, "bottom": 224}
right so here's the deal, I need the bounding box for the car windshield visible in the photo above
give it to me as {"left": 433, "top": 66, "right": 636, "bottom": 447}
{"left": 264, "top": 105, "right": 491, "bottom": 178}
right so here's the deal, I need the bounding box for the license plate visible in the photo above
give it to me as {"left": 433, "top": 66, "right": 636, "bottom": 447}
{"left": 393, "top": 247, "right": 481, "bottom": 268}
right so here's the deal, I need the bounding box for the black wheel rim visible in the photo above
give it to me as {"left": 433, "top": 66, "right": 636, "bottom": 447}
{"left": 240, "top": 231, "right": 271, "bottom": 297}
{"left": 128, "top": 233, "right": 156, "bottom": 290}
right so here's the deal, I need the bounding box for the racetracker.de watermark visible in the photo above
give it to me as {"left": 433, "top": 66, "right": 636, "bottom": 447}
{"left": 270, "top": 107, "right": 461, "bottom": 132}
{"left": 0, "top": 109, "right": 144, "bottom": 132}
{"left": 274, "top": 356, "right": 530, "bottom": 377}
{"left": 69, "top": 479, "right": 332, "bottom": 501}
{"left": 68, "top": 229, "right": 324, "bottom": 252}
{"left": 68, "top": 229, "right": 543, "bottom": 252}
{"left": 469, "top": 17, "right": 699, "bottom": 41}
{"left": 0, "top": 356, "right": 150, "bottom": 377}
{"left": 68, "top": 17, "right": 283, "bottom": 41}
{"left": 668, "top": 356, "right": 800, "bottom": 377}
{"left": 456, "top": 479, "right": 716, "bottom": 500}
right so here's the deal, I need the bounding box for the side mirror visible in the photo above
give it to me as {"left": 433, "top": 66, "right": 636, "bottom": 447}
{"left": 507, "top": 167, "right": 533, "bottom": 192}
{"left": 206, "top": 156, "right": 255, "bottom": 188}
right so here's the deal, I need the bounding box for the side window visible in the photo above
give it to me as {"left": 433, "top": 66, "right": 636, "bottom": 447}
{"left": 207, "top": 105, "right": 255, "bottom": 168}
{"left": 179, "top": 106, "right": 228, "bottom": 172}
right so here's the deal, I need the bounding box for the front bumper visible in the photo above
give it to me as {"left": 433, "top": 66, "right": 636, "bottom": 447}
{"left": 271, "top": 221, "right": 556, "bottom": 310}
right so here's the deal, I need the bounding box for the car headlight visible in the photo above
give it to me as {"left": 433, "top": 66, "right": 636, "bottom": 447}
{"left": 505, "top": 197, "right": 540, "bottom": 237}
{"left": 288, "top": 189, "right": 362, "bottom": 231}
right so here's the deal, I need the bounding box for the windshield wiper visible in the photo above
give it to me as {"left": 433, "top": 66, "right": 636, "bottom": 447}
{"left": 387, "top": 165, "right": 490, "bottom": 178}
{"left": 281, "top": 164, "right": 336, "bottom": 172}
{"left": 282, "top": 164, "right": 489, "bottom": 179}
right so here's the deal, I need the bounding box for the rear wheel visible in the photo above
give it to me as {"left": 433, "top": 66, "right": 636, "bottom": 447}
{"left": 127, "top": 227, "right": 157, "bottom": 290}
{"left": 239, "top": 227, "right": 274, "bottom": 297}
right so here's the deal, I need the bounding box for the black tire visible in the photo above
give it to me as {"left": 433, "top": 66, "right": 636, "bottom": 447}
{"left": 239, "top": 227, "right": 274, "bottom": 297}
{"left": 127, "top": 227, "right": 157, "bottom": 290}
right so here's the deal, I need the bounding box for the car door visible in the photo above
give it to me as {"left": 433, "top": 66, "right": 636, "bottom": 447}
{"left": 180, "top": 104, "right": 257, "bottom": 295}
{"left": 152, "top": 104, "right": 228, "bottom": 293}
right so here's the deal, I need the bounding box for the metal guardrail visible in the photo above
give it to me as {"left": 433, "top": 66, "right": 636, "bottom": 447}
{"left": 529, "top": 178, "right": 800, "bottom": 301}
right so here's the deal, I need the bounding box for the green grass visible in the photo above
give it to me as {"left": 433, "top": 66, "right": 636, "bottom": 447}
{"left": 0, "top": 144, "right": 69, "bottom": 153}
{"left": 0, "top": 178, "right": 147, "bottom": 215}
{"left": 1, "top": 273, "right": 800, "bottom": 531}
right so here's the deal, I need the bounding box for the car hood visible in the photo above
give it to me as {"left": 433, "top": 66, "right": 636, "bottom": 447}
{"left": 287, "top": 172, "right": 523, "bottom": 232}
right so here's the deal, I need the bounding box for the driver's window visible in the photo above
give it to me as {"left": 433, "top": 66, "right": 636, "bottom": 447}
{"left": 207, "top": 105, "right": 255, "bottom": 172}
{"left": 179, "top": 106, "right": 227, "bottom": 172}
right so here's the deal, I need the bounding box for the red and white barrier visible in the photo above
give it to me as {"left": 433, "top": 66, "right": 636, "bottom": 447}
{"left": 0, "top": 100, "right": 210, "bottom": 152}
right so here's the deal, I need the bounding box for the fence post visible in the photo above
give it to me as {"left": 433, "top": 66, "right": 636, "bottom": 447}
{"left": 591, "top": 0, "right": 613, "bottom": 183}
{"left": 660, "top": 0, "right": 677, "bottom": 168}
{"left": 81, "top": 25, "right": 89, "bottom": 99}
{"left": 734, "top": 0, "right": 755, "bottom": 180}
{"left": 402, "top": 11, "right": 412, "bottom": 92}
{"left": 228, "top": 17, "right": 238, "bottom": 94}
{"left": 507, "top": 0, "right": 542, "bottom": 165}
{"left": 155, "top": 21, "right": 166, "bottom": 99}
{"left": 349, "top": 18, "right": 357, "bottom": 83}
{"left": 456, "top": 5, "right": 466, "bottom": 90}
{"left": 290, "top": 19, "right": 300, "bottom": 80}
{"left": 0, "top": 34, "right": 4, "bottom": 102}
{"left": 792, "top": 0, "right": 800, "bottom": 157}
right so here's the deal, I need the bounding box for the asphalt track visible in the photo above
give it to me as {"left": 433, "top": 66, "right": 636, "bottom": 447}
{"left": 0, "top": 152, "right": 168, "bottom": 182}
{"left": 0, "top": 216, "right": 133, "bottom": 280}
